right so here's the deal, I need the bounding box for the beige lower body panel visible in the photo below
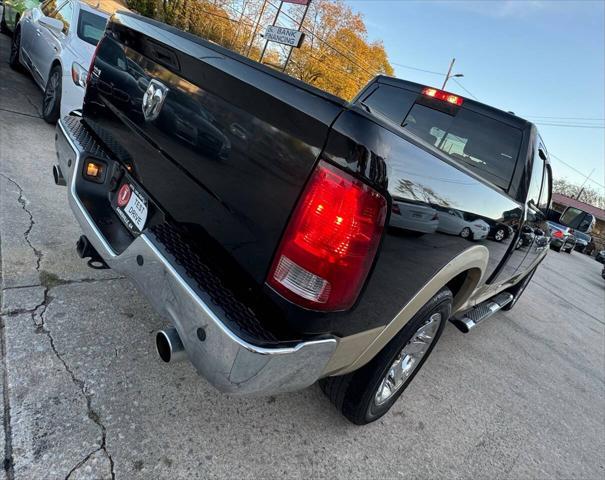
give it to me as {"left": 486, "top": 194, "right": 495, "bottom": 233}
{"left": 323, "top": 245, "right": 490, "bottom": 376}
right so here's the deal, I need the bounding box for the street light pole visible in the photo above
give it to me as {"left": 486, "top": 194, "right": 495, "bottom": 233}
{"left": 441, "top": 58, "right": 463, "bottom": 90}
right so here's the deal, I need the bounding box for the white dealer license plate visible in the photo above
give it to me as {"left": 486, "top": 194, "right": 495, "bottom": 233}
{"left": 116, "top": 183, "right": 148, "bottom": 232}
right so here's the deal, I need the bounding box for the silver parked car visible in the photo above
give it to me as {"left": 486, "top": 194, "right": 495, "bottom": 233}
{"left": 8, "top": 0, "right": 117, "bottom": 122}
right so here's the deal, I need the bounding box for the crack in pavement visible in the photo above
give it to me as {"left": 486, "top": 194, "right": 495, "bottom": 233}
{"left": 1, "top": 173, "right": 117, "bottom": 479}
{"left": 24, "top": 96, "right": 42, "bottom": 117}
{"left": 0, "top": 173, "right": 43, "bottom": 271}
{"left": 0, "top": 106, "right": 42, "bottom": 120}
{"left": 34, "top": 296, "right": 116, "bottom": 480}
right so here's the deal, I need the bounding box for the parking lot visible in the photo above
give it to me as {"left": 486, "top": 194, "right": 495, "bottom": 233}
{"left": 0, "top": 29, "right": 604, "bottom": 480}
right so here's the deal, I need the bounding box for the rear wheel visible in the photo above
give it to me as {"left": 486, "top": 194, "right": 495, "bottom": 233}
{"left": 42, "top": 64, "right": 62, "bottom": 123}
{"left": 320, "top": 288, "right": 452, "bottom": 425}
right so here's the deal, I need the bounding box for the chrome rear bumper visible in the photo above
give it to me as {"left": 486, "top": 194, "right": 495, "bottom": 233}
{"left": 55, "top": 117, "right": 337, "bottom": 395}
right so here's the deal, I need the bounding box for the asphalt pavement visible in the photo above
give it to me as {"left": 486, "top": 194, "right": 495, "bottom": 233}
{"left": 1, "top": 32, "right": 604, "bottom": 479}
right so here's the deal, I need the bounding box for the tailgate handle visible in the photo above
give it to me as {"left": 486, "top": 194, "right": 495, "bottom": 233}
{"left": 147, "top": 40, "right": 180, "bottom": 72}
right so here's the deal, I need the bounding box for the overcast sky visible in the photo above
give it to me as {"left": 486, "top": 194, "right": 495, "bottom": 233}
{"left": 346, "top": 0, "right": 605, "bottom": 193}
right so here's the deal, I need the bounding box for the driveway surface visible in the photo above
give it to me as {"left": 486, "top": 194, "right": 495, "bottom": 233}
{"left": 1, "top": 32, "right": 604, "bottom": 479}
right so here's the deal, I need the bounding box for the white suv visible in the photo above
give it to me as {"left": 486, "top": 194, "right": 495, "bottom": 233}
{"left": 8, "top": 0, "right": 122, "bottom": 122}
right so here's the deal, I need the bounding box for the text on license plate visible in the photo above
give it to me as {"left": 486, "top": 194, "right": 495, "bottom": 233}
{"left": 119, "top": 185, "right": 148, "bottom": 231}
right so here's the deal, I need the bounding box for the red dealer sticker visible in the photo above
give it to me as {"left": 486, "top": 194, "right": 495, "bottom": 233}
{"left": 117, "top": 183, "right": 132, "bottom": 207}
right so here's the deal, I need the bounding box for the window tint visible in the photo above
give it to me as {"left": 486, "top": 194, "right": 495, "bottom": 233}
{"left": 77, "top": 10, "right": 106, "bottom": 46}
{"left": 402, "top": 105, "right": 523, "bottom": 190}
{"left": 526, "top": 146, "right": 544, "bottom": 206}
{"left": 538, "top": 161, "right": 551, "bottom": 210}
{"left": 55, "top": 1, "right": 73, "bottom": 33}
{"left": 362, "top": 85, "right": 417, "bottom": 125}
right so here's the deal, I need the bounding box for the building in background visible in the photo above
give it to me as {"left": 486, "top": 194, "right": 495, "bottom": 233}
{"left": 551, "top": 193, "right": 605, "bottom": 253}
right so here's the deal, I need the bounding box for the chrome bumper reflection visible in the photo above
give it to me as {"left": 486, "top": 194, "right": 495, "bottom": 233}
{"left": 56, "top": 118, "right": 337, "bottom": 395}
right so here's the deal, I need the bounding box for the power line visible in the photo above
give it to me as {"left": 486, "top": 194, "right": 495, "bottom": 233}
{"left": 452, "top": 78, "right": 478, "bottom": 100}
{"left": 263, "top": 0, "right": 376, "bottom": 76}
{"left": 391, "top": 62, "right": 445, "bottom": 76}
{"left": 549, "top": 153, "right": 605, "bottom": 189}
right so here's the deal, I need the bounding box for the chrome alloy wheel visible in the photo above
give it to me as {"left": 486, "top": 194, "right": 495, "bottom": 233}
{"left": 43, "top": 70, "right": 60, "bottom": 118}
{"left": 494, "top": 228, "right": 505, "bottom": 241}
{"left": 374, "top": 312, "right": 442, "bottom": 406}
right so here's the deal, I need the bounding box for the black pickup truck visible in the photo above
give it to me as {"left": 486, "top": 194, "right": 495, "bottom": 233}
{"left": 54, "top": 12, "right": 554, "bottom": 424}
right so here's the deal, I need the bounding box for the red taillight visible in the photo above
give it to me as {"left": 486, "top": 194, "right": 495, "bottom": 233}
{"left": 86, "top": 37, "right": 104, "bottom": 86}
{"left": 552, "top": 230, "right": 563, "bottom": 238}
{"left": 267, "top": 161, "right": 387, "bottom": 311}
{"left": 422, "top": 87, "right": 463, "bottom": 106}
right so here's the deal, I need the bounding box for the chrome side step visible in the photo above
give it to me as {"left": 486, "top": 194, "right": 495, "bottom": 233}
{"left": 450, "top": 292, "right": 514, "bottom": 333}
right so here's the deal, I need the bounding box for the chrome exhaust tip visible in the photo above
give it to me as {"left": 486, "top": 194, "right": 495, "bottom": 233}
{"left": 156, "top": 327, "right": 186, "bottom": 363}
{"left": 53, "top": 165, "right": 66, "bottom": 186}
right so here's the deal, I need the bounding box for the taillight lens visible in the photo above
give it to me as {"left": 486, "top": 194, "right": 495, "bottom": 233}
{"left": 267, "top": 161, "right": 387, "bottom": 311}
{"left": 552, "top": 230, "right": 563, "bottom": 238}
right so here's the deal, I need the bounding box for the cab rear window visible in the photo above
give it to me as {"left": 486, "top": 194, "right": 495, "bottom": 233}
{"left": 362, "top": 85, "right": 523, "bottom": 191}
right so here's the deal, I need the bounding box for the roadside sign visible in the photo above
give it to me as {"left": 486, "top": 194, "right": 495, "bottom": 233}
{"left": 264, "top": 25, "right": 305, "bottom": 48}
{"left": 282, "top": 0, "right": 310, "bottom": 4}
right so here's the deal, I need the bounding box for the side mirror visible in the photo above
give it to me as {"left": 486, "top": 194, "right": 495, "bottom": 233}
{"left": 559, "top": 207, "right": 595, "bottom": 233}
{"left": 39, "top": 16, "right": 64, "bottom": 33}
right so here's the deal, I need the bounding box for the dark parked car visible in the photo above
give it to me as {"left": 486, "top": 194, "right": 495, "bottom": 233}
{"left": 573, "top": 231, "right": 591, "bottom": 253}
{"left": 55, "top": 12, "right": 557, "bottom": 424}
{"left": 547, "top": 221, "right": 576, "bottom": 253}
{"left": 596, "top": 250, "right": 605, "bottom": 264}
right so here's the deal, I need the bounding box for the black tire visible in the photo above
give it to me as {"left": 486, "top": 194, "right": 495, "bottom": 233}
{"left": 493, "top": 227, "right": 506, "bottom": 242}
{"left": 8, "top": 27, "right": 21, "bottom": 70}
{"left": 502, "top": 266, "right": 536, "bottom": 311}
{"left": 551, "top": 244, "right": 562, "bottom": 252}
{"left": 42, "top": 64, "right": 62, "bottom": 123}
{"left": 565, "top": 247, "right": 572, "bottom": 254}
{"left": 460, "top": 227, "right": 471, "bottom": 239}
{"left": 320, "top": 288, "right": 452, "bottom": 425}
{"left": 0, "top": 8, "right": 9, "bottom": 35}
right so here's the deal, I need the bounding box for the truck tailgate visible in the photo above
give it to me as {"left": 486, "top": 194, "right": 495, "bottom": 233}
{"left": 82, "top": 12, "right": 345, "bottom": 284}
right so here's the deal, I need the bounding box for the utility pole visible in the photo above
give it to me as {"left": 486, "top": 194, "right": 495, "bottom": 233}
{"left": 282, "top": 0, "right": 311, "bottom": 72}
{"left": 259, "top": 0, "right": 283, "bottom": 63}
{"left": 442, "top": 58, "right": 464, "bottom": 90}
{"left": 576, "top": 168, "right": 595, "bottom": 201}
{"left": 246, "top": 0, "right": 268, "bottom": 57}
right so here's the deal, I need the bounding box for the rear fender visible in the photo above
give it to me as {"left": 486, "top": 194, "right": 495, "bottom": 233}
{"left": 323, "top": 245, "right": 489, "bottom": 376}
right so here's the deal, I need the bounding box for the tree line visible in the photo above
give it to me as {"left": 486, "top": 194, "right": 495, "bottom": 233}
{"left": 124, "top": 0, "right": 393, "bottom": 100}
{"left": 553, "top": 178, "right": 605, "bottom": 210}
